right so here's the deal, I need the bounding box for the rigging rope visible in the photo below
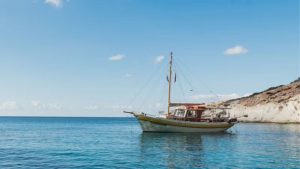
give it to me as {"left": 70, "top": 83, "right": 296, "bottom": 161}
{"left": 134, "top": 60, "right": 168, "bottom": 113}
{"left": 126, "top": 53, "right": 222, "bottom": 114}
{"left": 173, "top": 57, "right": 221, "bottom": 101}
{"left": 126, "top": 60, "right": 167, "bottom": 111}
{"left": 173, "top": 61, "right": 187, "bottom": 103}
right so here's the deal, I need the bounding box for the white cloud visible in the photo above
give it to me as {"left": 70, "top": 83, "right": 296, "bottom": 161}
{"left": 85, "top": 105, "right": 99, "bottom": 110}
{"left": 154, "top": 103, "right": 164, "bottom": 108}
{"left": 31, "top": 101, "right": 62, "bottom": 110}
{"left": 154, "top": 55, "right": 165, "bottom": 64}
{"left": 224, "top": 45, "right": 248, "bottom": 55}
{"left": 0, "top": 101, "right": 17, "bottom": 110}
{"left": 47, "top": 104, "right": 62, "bottom": 110}
{"left": 112, "top": 104, "right": 133, "bottom": 109}
{"left": 190, "top": 93, "right": 241, "bottom": 103}
{"left": 45, "top": 0, "right": 63, "bottom": 8}
{"left": 31, "top": 100, "right": 41, "bottom": 107}
{"left": 109, "top": 54, "right": 125, "bottom": 61}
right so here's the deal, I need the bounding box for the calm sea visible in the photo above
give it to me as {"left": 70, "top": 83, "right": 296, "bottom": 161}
{"left": 0, "top": 117, "right": 299, "bottom": 169}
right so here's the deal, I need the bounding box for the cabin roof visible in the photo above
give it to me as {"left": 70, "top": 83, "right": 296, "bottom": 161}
{"left": 170, "top": 103, "right": 231, "bottom": 110}
{"left": 169, "top": 103, "right": 205, "bottom": 107}
{"left": 170, "top": 103, "right": 206, "bottom": 111}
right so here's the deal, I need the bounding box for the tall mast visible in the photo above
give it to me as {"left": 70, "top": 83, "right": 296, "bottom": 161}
{"left": 167, "top": 52, "right": 173, "bottom": 115}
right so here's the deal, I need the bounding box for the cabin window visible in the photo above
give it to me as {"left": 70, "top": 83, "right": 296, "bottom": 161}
{"left": 175, "top": 109, "right": 185, "bottom": 117}
{"left": 186, "top": 110, "right": 196, "bottom": 118}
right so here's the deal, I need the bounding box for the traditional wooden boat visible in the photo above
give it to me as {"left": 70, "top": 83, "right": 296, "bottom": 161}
{"left": 125, "top": 53, "right": 237, "bottom": 132}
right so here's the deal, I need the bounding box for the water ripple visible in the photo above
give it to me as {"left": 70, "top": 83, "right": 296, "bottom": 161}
{"left": 0, "top": 117, "right": 299, "bottom": 168}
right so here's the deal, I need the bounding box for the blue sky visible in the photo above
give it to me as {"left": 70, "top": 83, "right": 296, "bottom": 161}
{"left": 0, "top": 0, "right": 299, "bottom": 116}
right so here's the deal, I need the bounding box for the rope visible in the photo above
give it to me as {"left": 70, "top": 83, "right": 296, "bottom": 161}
{"left": 173, "top": 57, "right": 220, "bottom": 101}
{"left": 135, "top": 61, "right": 167, "bottom": 113}
{"left": 126, "top": 61, "right": 166, "bottom": 111}
{"left": 173, "top": 61, "right": 187, "bottom": 103}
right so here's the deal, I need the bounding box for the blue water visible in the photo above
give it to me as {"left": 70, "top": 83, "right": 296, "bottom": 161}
{"left": 0, "top": 117, "right": 299, "bottom": 169}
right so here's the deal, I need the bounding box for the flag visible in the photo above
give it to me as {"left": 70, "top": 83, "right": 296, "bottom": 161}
{"left": 166, "top": 76, "right": 169, "bottom": 82}
{"left": 174, "top": 73, "right": 176, "bottom": 83}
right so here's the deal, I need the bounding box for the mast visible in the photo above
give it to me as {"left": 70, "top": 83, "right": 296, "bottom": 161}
{"left": 167, "top": 52, "right": 173, "bottom": 115}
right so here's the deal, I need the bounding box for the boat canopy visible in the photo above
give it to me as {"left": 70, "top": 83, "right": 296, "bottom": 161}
{"left": 170, "top": 103, "right": 231, "bottom": 111}
{"left": 170, "top": 103, "right": 206, "bottom": 111}
{"left": 169, "top": 103, "right": 205, "bottom": 107}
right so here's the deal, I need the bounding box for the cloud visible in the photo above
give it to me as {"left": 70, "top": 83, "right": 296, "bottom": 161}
{"left": 154, "top": 55, "right": 165, "bottom": 64}
{"left": 47, "top": 104, "right": 62, "bottom": 110}
{"left": 154, "top": 103, "right": 164, "bottom": 108}
{"left": 45, "top": 0, "right": 63, "bottom": 8}
{"left": 85, "top": 105, "right": 100, "bottom": 110}
{"left": 31, "top": 100, "right": 41, "bottom": 107}
{"left": 109, "top": 54, "right": 125, "bottom": 61}
{"left": 31, "top": 101, "right": 62, "bottom": 110}
{"left": 190, "top": 93, "right": 241, "bottom": 103}
{"left": 0, "top": 101, "right": 17, "bottom": 110}
{"left": 112, "top": 104, "right": 133, "bottom": 109}
{"left": 224, "top": 45, "right": 248, "bottom": 55}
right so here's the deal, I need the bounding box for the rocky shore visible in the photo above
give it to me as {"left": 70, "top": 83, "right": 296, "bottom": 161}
{"left": 221, "top": 78, "right": 300, "bottom": 123}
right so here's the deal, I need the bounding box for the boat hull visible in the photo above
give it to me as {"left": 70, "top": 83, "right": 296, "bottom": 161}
{"left": 134, "top": 114, "right": 235, "bottom": 133}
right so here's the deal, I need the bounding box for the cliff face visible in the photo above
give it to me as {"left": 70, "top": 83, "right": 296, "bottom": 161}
{"left": 223, "top": 78, "right": 300, "bottom": 123}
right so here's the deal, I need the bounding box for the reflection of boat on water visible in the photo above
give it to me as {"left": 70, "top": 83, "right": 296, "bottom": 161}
{"left": 140, "top": 132, "right": 204, "bottom": 151}
{"left": 139, "top": 132, "right": 204, "bottom": 168}
{"left": 125, "top": 52, "right": 237, "bottom": 132}
{"left": 139, "top": 132, "right": 235, "bottom": 168}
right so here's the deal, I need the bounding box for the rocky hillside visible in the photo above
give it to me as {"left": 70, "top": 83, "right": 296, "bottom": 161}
{"left": 223, "top": 78, "right": 300, "bottom": 123}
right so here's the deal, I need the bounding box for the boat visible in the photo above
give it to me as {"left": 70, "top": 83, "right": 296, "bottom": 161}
{"left": 124, "top": 52, "right": 237, "bottom": 132}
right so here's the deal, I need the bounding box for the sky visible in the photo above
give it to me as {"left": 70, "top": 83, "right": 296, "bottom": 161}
{"left": 0, "top": 0, "right": 299, "bottom": 117}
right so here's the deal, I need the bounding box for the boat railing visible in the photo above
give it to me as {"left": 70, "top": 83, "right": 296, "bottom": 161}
{"left": 167, "top": 116, "right": 213, "bottom": 122}
{"left": 171, "top": 117, "right": 233, "bottom": 122}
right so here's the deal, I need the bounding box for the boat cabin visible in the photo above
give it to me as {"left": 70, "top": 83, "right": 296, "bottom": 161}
{"left": 166, "top": 103, "right": 232, "bottom": 122}
{"left": 167, "top": 103, "right": 208, "bottom": 122}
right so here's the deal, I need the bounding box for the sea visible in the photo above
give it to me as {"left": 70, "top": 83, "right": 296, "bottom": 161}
{"left": 0, "top": 117, "right": 299, "bottom": 169}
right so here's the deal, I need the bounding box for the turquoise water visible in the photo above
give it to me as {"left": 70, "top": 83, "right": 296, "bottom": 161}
{"left": 0, "top": 117, "right": 299, "bottom": 168}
